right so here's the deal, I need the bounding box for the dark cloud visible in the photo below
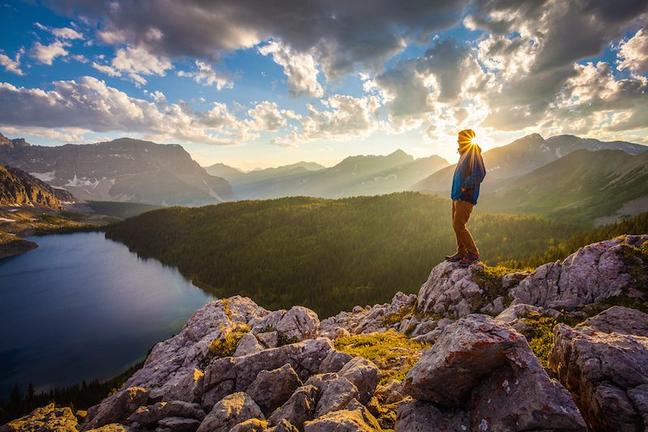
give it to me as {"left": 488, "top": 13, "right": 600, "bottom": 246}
{"left": 48, "top": 0, "right": 469, "bottom": 77}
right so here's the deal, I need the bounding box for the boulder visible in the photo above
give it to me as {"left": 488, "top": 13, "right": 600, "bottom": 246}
{"left": 246, "top": 364, "right": 302, "bottom": 415}
{"left": 83, "top": 387, "right": 150, "bottom": 430}
{"left": 251, "top": 306, "right": 320, "bottom": 342}
{"left": 126, "top": 400, "right": 205, "bottom": 426}
{"left": 511, "top": 235, "right": 648, "bottom": 309}
{"left": 268, "top": 385, "right": 318, "bottom": 429}
{"left": 308, "top": 374, "right": 360, "bottom": 417}
{"left": 256, "top": 332, "right": 278, "bottom": 348}
{"left": 201, "top": 338, "right": 333, "bottom": 409}
{"left": 550, "top": 306, "right": 648, "bottom": 431}
{"left": 4, "top": 404, "right": 79, "bottom": 432}
{"left": 403, "top": 315, "right": 586, "bottom": 431}
{"left": 196, "top": 393, "right": 263, "bottom": 432}
{"left": 416, "top": 261, "right": 489, "bottom": 318}
{"left": 234, "top": 333, "right": 264, "bottom": 357}
{"left": 268, "top": 420, "right": 299, "bottom": 432}
{"left": 156, "top": 416, "right": 201, "bottom": 432}
{"left": 303, "top": 405, "right": 381, "bottom": 432}
{"left": 338, "top": 357, "right": 379, "bottom": 404}
{"left": 229, "top": 418, "right": 269, "bottom": 432}
{"left": 318, "top": 350, "right": 353, "bottom": 373}
{"left": 395, "top": 400, "right": 468, "bottom": 432}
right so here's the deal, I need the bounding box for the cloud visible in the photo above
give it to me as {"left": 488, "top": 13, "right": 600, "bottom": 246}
{"left": 0, "top": 48, "right": 24, "bottom": 75}
{"left": 177, "top": 60, "right": 232, "bottom": 90}
{"left": 49, "top": 0, "right": 469, "bottom": 78}
{"left": 35, "top": 22, "right": 84, "bottom": 40}
{"left": 259, "top": 40, "right": 323, "bottom": 97}
{"left": 617, "top": 26, "right": 648, "bottom": 74}
{"left": 0, "top": 77, "right": 248, "bottom": 145}
{"left": 93, "top": 45, "right": 172, "bottom": 85}
{"left": 245, "top": 101, "right": 299, "bottom": 131}
{"left": 30, "top": 40, "right": 69, "bottom": 65}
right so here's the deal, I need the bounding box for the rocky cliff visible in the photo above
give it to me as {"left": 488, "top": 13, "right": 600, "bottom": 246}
{"left": 0, "top": 163, "right": 74, "bottom": 209}
{"left": 5, "top": 235, "right": 648, "bottom": 432}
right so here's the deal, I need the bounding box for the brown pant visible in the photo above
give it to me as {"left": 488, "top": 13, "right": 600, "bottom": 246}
{"left": 452, "top": 200, "right": 479, "bottom": 256}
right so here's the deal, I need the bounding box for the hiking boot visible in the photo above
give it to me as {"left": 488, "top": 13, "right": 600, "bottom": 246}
{"left": 459, "top": 253, "right": 480, "bottom": 268}
{"left": 445, "top": 252, "right": 463, "bottom": 262}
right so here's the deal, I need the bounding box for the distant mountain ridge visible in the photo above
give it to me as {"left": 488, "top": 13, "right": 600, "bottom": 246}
{"left": 231, "top": 150, "right": 449, "bottom": 199}
{"left": 413, "top": 133, "right": 648, "bottom": 194}
{"left": 0, "top": 163, "right": 74, "bottom": 209}
{"left": 0, "top": 133, "right": 232, "bottom": 206}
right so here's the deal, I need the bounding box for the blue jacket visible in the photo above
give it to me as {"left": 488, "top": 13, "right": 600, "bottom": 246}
{"left": 451, "top": 146, "right": 486, "bottom": 204}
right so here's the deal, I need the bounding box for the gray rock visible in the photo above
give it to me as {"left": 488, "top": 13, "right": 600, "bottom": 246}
{"left": 268, "top": 420, "right": 298, "bottom": 432}
{"left": 155, "top": 417, "right": 201, "bottom": 432}
{"left": 338, "top": 357, "right": 379, "bottom": 404}
{"left": 511, "top": 235, "right": 648, "bottom": 309}
{"left": 375, "top": 380, "right": 406, "bottom": 405}
{"left": 256, "top": 332, "right": 278, "bottom": 348}
{"left": 228, "top": 418, "right": 269, "bottom": 432}
{"left": 202, "top": 338, "right": 333, "bottom": 409}
{"left": 318, "top": 350, "right": 353, "bottom": 373}
{"left": 246, "top": 364, "right": 302, "bottom": 415}
{"left": 303, "top": 405, "right": 381, "bottom": 432}
{"left": 313, "top": 375, "right": 359, "bottom": 417}
{"left": 126, "top": 401, "right": 205, "bottom": 426}
{"left": 234, "top": 333, "right": 264, "bottom": 357}
{"left": 395, "top": 400, "right": 469, "bottom": 432}
{"left": 403, "top": 315, "right": 586, "bottom": 430}
{"left": 196, "top": 393, "right": 263, "bottom": 432}
{"left": 252, "top": 306, "right": 320, "bottom": 342}
{"left": 268, "top": 385, "right": 318, "bottom": 429}
{"left": 550, "top": 306, "right": 648, "bottom": 431}
{"left": 84, "top": 387, "right": 150, "bottom": 430}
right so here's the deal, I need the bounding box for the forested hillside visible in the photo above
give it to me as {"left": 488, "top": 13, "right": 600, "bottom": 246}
{"left": 104, "top": 193, "right": 648, "bottom": 316}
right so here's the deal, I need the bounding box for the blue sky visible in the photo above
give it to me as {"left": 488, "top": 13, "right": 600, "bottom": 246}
{"left": 0, "top": 1, "right": 647, "bottom": 169}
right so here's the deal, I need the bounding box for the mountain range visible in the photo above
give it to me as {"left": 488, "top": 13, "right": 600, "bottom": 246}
{"left": 0, "top": 163, "right": 74, "bottom": 210}
{"left": 223, "top": 150, "right": 449, "bottom": 199}
{"left": 0, "top": 134, "right": 232, "bottom": 206}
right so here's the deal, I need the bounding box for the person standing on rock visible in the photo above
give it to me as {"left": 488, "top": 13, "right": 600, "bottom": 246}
{"left": 445, "top": 129, "right": 486, "bottom": 267}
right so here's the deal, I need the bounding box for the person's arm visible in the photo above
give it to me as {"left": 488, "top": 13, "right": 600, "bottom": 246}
{"left": 462, "top": 152, "right": 486, "bottom": 190}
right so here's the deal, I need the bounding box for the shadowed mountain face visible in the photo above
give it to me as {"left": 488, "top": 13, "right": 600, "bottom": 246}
{"left": 230, "top": 150, "right": 449, "bottom": 199}
{"left": 413, "top": 134, "right": 648, "bottom": 195}
{"left": 0, "top": 163, "right": 74, "bottom": 209}
{"left": 0, "top": 134, "right": 232, "bottom": 206}
{"left": 481, "top": 149, "right": 648, "bottom": 222}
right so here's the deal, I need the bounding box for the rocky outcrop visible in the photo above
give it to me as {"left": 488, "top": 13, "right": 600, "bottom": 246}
{"left": 400, "top": 315, "right": 586, "bottom": 431}
{"left": 2, "top": 404, "right": 80, "bottom": 432}
{"left": 11, "top": 235, "right": 648, "bottom": 432}
{"left": 550, "top": 306, "right": 648, "bottom": 431}
{"left": 0, "top": 163, "right": 73, "bottom": 209}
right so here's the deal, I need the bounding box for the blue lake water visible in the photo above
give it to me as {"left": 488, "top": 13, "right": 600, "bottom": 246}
{"left": 0, "top": 232, "right": 211, "bottom": 399}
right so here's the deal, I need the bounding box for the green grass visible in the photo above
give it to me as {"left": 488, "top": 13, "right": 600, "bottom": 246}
{"left": 334, "top": 330, "right": 429, "bottom": 384}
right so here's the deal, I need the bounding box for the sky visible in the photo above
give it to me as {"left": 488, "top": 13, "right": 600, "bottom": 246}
{"left": 0, "top": 1, "right": 647, "bottom": 170}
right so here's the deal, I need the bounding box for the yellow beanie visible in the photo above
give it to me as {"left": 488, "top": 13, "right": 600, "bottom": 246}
{"left": 458, "top": 129, "right": 476, "bottom": 152}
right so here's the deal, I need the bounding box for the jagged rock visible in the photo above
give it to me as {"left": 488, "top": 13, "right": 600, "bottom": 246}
{"left": 303, "top": 405, "right": 381, "bottom": 432}
{"left": 396, "top": 400, "right": 469, "bottom": 432}
{"left": 416, "top": 261, "right": 488, "bottom": 318}
{"left": 126, "top": 401, "right": 205, "bottom": 426}
{"left": 228, "top": 418, "right": 268, "bottom": 432}
{"left": 83, "top": 387, "right": 150, "bottom": 430}
{"left": 155, "top": 417, "right": 201, "bottom": 432}
{"left": 251, "top": 306, "right": 320, "bottom": 342}
{"left": 3, "top": 404, "right": 79, "bottom": 432}
{"left": 338, "top": 357, "right": 379, "bottom": 404}
{"left": 196, "top": 393, "right": 263, "bottom": 432}
{"left": 256, "top": 332, "right": 278, "bottom": 348}
{"left": 268, "top": 420, "right": 298, "bottom": 432}
{"left": 403, "top": 315, "right": 586, "bottom": 431}
{"left": 268, "top": 385, "right": 318, "bottom": 429}
{"left": 234, "top": 333, "right": 264, "bottom": 357}
{"left": 550, "top": 306, "right": 648, "bottom": 431}
{"left": 112, "top": 297, "right": 267, "bottom": 404}
{"left": 87, "top": 425, "right": 128, "bottom": 432}
{"left": 202, "top": 338, "right": 333, "bottom": 409}
{"left": 246, "top": 364, "right": 302, "bottom": 415}
{"left": 495, "top": 303, "right": 562, "bottom": 335}
{"left": 511, "top": 235, "right": 648, "bottom": 309}
{"left": 320, "top": 292, "right": 416, "bottom": 336}
{"left": 307, "top": 374, "right": 360, "bottom": 417}
{"left": 319, "top": 350, "right": 353, "bottom": 373}
{"left": 375, "top": 380, "right": 406, "bottom": 405}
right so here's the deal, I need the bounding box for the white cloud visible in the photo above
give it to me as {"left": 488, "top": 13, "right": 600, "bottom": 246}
{"left": 246, "top": 101, "right": 298, "bottom": 131}
{"left": 0, "top": 49, "right": 24, "bottom": 76}
{"left": 259, "top": 40, "right": 324, "bottom": 97}
{"left": 92, "top": 45, "right": 172, "bottom": 86}
{"left": 617, "top": 27, "right": 648, "bottom": 74}
{"left": 30, "top": 40, "right": 69, "bottom": 65}
{"left": 177, "top": 60, "right": 232, "bottom": 90}
{"left": 51, "top": 27, "right": 84, "bottom": 40}
{"left": 91, "top": 62, "right": 121, "bottom": 77}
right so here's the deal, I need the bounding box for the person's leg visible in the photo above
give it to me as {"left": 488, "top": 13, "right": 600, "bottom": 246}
{"left": 452, "top": 200, "right": 468, "bottom": 256}
{"left": 446, "top": 200, "right": 464, "bottom": 261}
{"left": 454, "top": 200, "right": 479, "bottom": 257}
